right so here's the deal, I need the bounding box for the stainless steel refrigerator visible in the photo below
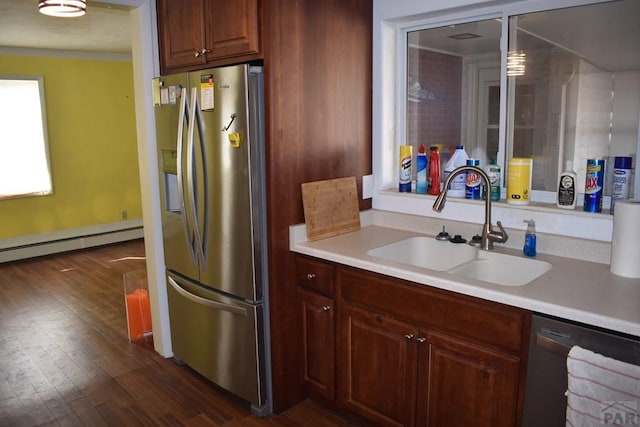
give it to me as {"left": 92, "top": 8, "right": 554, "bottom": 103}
{"left": 152, "top": 64, "right": 270, "bottom": 415}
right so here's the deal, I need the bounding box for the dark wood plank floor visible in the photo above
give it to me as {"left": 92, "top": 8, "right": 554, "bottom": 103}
{"left": 0, "top": 240, "right": 361, "bottom": 426}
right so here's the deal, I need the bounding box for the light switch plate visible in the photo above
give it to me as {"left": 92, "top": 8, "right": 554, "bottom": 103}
{"left": 362, "top": 174, "right": 373, "bottom": 199}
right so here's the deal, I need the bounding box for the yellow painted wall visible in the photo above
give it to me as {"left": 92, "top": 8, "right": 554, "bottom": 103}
{"left": 0, "top": 54, "right": 142, "bottom": 239}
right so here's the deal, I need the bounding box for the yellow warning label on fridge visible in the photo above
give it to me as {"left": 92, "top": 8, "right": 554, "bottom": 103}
{"left": 200, "top": 74, "right": 214, "bottom": 110}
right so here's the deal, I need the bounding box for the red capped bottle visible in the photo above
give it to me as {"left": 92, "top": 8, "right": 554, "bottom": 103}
{"left": 427, "top": 146, "right": 441, "bottom": 195}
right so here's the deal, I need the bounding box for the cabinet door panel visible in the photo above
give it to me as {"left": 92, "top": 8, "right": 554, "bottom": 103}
{"left": 417, "top": 331, "right": 520, "bottom": 427}
{"left": 205, "top": 0, "right": 260, "bottom": 60}
{"left": 157, "top": 0, "right": 207, "bottom": 71}
{"left": 300, "top": 289, "right": 335, "bottom": 399}
{"left": 340, "top": 304, "right": 417, "bottom": 427}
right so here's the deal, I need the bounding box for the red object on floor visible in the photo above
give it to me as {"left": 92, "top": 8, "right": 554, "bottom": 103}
{"left": 126, "top": 289, "right": 152, "bottom": 341}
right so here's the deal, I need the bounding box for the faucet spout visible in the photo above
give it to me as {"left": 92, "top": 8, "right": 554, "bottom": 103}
{"left": 432, "top": 165, "right": 508, "bottom": 250}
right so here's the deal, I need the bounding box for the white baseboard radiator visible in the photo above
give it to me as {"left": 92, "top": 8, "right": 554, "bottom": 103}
{"left": 0, "top": 220, "right": 144, "bottom": 263}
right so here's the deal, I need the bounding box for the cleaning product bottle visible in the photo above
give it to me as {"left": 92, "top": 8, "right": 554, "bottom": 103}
{"left": 486, "top": 161, "right": 501, "bottom": 201}
{"left": 611, "top": 156, "right": 632, "bottom": 214}
{"left": 416, "top": 144, "right": 427, "bottom": 194}
{"left": 557, "top": 160, "right": 577, "bottom": 209}
{"left": 523, "top": 219, "right": 537, "bottom": 257}
{"left": 427, "top": 146, "right": 441, "bottom": 195}
{"left": 465, "top": 159, "right": 481, "bottom": 199}
{"left": 399, "top": 145, "right": 412, "bottom": 192}
{"left": 443, "top": 145, "right": 468, "bottom": 198}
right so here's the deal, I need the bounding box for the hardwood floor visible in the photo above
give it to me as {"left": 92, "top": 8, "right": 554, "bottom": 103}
{"left": 0, "top": 240, "right": 362, "bottom": 426}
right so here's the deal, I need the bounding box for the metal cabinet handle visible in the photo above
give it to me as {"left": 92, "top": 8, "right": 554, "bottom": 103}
{"left": 322, "top": 305, "right": 331, "bottom": 312}
{"left": 194, "top": 48, "right": 211, "bottom": 58}
{"left": 416, "top": 337, "right": 426, "bottom": 343}
{"left": 306, "top": 273, "right": 316, "bottom": 280}
{"left": 405, "top": 334, "right": 414, "bottom": 341}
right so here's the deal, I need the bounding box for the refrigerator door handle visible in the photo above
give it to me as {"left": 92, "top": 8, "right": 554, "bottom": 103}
{"left": 176, "top": 87, "right": 197, "bottom": 263}
{"left": 167, "top": 276, "right": 248, "bottom": 316}
{"left": 187, "top": 87, "right": 205, "bottom": 266}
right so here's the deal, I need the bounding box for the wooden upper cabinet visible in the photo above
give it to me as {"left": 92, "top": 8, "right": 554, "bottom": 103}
{"left": 157, "top": 0, "right": 261, "bottom": 75}
{"left": 157, "top": 0, "right": 207, "bottom": 72}
{"left": 204, "top": 0, "right": 260, "bottom": 60}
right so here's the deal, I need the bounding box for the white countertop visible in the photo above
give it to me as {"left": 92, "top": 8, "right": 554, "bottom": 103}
{"left": 290, "top": 213, "right": 640, "bottom": 338}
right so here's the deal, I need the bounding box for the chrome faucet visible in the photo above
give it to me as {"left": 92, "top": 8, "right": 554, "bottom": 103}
{"left": 432, "top": 165, "right": 508, "bottom": 250}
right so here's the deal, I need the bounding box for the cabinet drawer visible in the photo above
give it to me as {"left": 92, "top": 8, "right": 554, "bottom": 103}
{"left": 339, "top": 266, "right": 529, "bottom": 354}
{"left": 296, "top": 256, "right": 335, "bottom": 296}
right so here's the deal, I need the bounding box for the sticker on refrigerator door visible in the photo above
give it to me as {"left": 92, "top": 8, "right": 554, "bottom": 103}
{"left": 169, "top": 85, "right": 179, "bottom": 104}
{"left": 200, "top": 75, "right": 214, "bottom": 111}
{"left": 160, "top": 87, "right": 169, "bottom": 105}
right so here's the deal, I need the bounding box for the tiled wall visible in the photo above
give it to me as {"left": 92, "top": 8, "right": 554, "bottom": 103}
{"left": 407, "top": 46, "right": 462, "bottom": 158}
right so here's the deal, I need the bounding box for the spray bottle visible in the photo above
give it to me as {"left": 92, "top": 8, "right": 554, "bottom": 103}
{"left": 427, "top": 146, "right": 441, "bottom": 195}
{"left": 416, "top": 144, "right": 427, "bottom": 194}
{"left": 523, "top": 219, "right": 537, "bottom": 257}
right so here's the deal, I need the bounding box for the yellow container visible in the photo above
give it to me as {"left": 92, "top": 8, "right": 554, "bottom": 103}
{"left": 399, "top": 145, "right": 413, "bottom": 192}
{"left": 507, "top": 158, "right": 532, "bottom": 205}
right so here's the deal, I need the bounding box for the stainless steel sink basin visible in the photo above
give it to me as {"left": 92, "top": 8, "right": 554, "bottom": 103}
{"left": 447, "top": 250, "right": 552, "bottom": 286}
{"left": 366, "top": 236, "right": 477, "bottom": 271}
{"left": 367, "top": 237, "right": 552, "bottom": 286}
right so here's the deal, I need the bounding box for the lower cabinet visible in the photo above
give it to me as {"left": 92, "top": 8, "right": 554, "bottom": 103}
{"left": 296, "top": 256, "right": 336, "bottom": 400}
{"left": 417, "top": 331, "right": 521, "bottom": 427}
{"left": 340, "top": 303, "right": 418, "bottom": 427}
{"left": 296, "top": 256, "right": 530, "bottom": 427}
{"left": 299, "top": 289, "right": 335, "bottom": 400}
{"left": 340, "top": 304, "right": 522, "bottom": 427}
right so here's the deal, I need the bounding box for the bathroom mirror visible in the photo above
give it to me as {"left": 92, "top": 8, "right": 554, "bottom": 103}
{"left": 406, "top": 0, "right": 640, "bottom": 199}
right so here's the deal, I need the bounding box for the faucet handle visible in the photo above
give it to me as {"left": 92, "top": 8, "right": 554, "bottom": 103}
{"left": 490, "top": 220, "right": 509, "bottom": 244}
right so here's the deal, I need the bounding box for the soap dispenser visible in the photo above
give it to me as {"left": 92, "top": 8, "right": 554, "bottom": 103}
{"left": 523, "top": 219, "right": 537, "bottom": 257}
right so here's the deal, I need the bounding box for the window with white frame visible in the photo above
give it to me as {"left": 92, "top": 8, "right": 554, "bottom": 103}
{"left": 397, "top": 0, "right": 639, "bottom": 205}
{"left": 0, "top": 76, "right": 53, "bottom": 199}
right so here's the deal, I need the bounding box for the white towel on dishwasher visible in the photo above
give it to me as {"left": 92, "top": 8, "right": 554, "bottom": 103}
{"left": 566, "top": 345, "right": 640, "bottom": 427}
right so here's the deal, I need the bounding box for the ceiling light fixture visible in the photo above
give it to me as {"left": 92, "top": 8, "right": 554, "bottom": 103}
{"left": 38, "top": 0, "right": 87, "bottom": 18}
{"left": 448, "top": 33, "right": 482, "bottom": 40}
{"left": 507, "top": 51, "right": 526, "bottom": 76}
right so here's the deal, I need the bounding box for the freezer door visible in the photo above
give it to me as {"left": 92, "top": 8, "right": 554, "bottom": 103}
{"left": 167, "top": 272, "right": 266, "bottom": 408}
{"left": 188, "top": 65, "right": 266, "bottom": 301}
{"left": 154, "top": 73, "right": 200, "bottom": 282}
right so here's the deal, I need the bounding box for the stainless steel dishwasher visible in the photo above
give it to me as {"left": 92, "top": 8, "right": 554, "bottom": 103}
{"left": 522, "top": 314, "right": 640, "bottom": 427}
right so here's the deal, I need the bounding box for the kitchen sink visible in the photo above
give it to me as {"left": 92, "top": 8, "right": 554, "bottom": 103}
{"left": 367, "top": 237, "right": 552, "bottom": 286}
{"left": 366, "top": 236, "right": 478, "bottom": 272}
{"left": 447, "top": 250, "right": 552, "bottom": 286}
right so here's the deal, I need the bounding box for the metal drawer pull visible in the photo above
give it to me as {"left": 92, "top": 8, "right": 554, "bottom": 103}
{"left": 306, "top": 273, "right": 316, "bottom": 280}
{"left": 322, "top": 305, "right": 331, "bottom": 312}
{"left": 416, "top": 337, "right": 426, "bottom": 343}
{"left": 405, "top": 334, "right": 414, "bottom": 341}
